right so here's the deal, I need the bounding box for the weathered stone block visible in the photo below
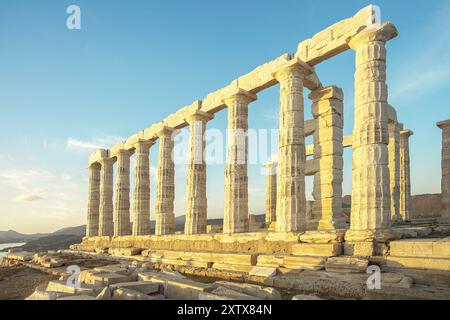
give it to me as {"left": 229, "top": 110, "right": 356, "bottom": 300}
{"left": 291, "top": 243, "right": 342, "bottom": 257}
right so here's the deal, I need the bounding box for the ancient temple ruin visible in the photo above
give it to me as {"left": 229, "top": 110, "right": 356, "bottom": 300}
{"left": 73, "top": 5, "right": 450, "bottom": 283}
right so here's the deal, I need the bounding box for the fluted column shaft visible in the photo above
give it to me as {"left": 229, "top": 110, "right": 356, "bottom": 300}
{"left": 399, "top": 129, "right": 413, "bottom": 222}
{"left": 264, "top": 162, "right": 277, "bottom": 226}
{"left": 98, "top": 158, "right": 114, "bottom": 237}
{"left": 309, "top": 86, "right": 346, "bottom": 230}
{"left": 114, "top": 150, "right": 132, "bottom": 236}
{"left": 388, "top": 120, "right": 401, "bottom": 222}
{"left": 133, "top": 140, "right": 153, "bottom": 236}
{"left": 155, "top": 127, "right": 176, "bottom": 235}
{"left": 86, "top": 163, "right": 101, "bottom": 237}
{"left": 438, "top": 120, "right": 450, "bottom": 224}
{"left": 223, "top": 89, "right": 256, "bottom": 234}
{"left": 347, "top": 23, "right": 398, "bottom": 236}
{"left": 185, "top": 112, "right": 213, "bottom": 235}
{"left": 273, "top": 61, "right": 310, "bottom": 233}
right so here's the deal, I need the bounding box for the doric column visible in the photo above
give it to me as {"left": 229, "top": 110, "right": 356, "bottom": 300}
{"left": 399, "top": 128, "right": 413, "bottom": 222}
{"left": 309, "top": 85, "right": 346, "bottom": 230}
{"left": 437, "top": 120, "right": 450, "bottom": 224}
{"left": 155, "top": 126, "right": 176, "bottom": 235}
{"left": 263, "top": 162, "right": 277, "bottom": 226}
{"left": 98, "top": 157, "right": 115, "bottom": 237}
{"left": 185, "top": 111, "right": 213, "bottom": 235}
{"left": 113, "top": 149, "right": 132, "bottom": 237}
{"left": 388, "top": 120, "right": 401, "bottom": 223}
{"left": 86, "top": 163, "right": 101, "bottom": 237}
{"left": 346, "top": 23, "right": 398, "bottom": 245}
{"left": 273, "top": 59, "right": 312, "bottom": 233}
{"left": 223, "top": 89, "right": 256, "bottom": 234}
{"left": 132, "top": 139, "right": 154, "bottom": 236}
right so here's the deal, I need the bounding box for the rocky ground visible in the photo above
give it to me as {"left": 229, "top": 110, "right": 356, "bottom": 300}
{"left": 0, "top": 265, "right": 57, "bottom": 300}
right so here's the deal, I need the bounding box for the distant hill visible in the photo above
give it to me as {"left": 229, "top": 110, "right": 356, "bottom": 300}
{"left": 52, "top": 225, "right": 86, "bottom": 236}
{"left": 5, "top": 234, "right": 84, "bottom": 253}
{"left": 0, "top": 230, "right": 49, "bottom": 244}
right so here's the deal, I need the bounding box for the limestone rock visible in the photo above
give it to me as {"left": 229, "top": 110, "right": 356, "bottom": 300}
{"left": 96, "top": 287, "right": 112, "bottom": 300}
{"left": 292, "top": 294, "right": 324, "bottom": 300}
{"left": 325, "top": 256, "right": 369, "bottom": 273}
{"left": 214, "top": 281, "right": 281, "bottom": 300}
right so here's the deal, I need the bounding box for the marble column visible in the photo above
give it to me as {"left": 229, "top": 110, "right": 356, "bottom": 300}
{"left": 264, "top": 162, "right": 277, "bottom": 226}
{"left": 346, "top": 23, "right": 398, "bottom": 243}
{"left": 114, "top": 149, "right": 132, "bottom": 236}
{"left": 133, "top": 140, "right": 154, "bottom": 236}
{"left": 86, "top": 163, "right": 101, "bottom": 237}
{"left": 309, "top": 85, "right": 346, "bottom": 230}
{"left": 223, "top": 89, "right": 256, "bottom": 234}
{"left": 388, "top": 120, "right": 401, "bottom": 223}
{"left": 98, "top": 157, "right": 115, "bottom": 237}
{"left": 399, "top": 128, "right": 413, "bottom": 222}
{"left": 185, "top": 111, "right": 213, "bottom": 235}
{"left": 273, "top": 59, "right": 311, "bottom": 233}
{"left": 155, "top": 126, "right": 176, "bottom": 235}
{"left": 437, "top": 120, "right": 450, "bottom": 224}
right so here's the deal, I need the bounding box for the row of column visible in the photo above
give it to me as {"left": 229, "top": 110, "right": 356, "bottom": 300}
{"left": 88, "top": 22, "right": 413, "bottom": 239}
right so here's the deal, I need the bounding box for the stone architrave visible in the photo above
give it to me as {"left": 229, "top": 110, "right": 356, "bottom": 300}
{"left": 185, "top": 111, "right": 214, "bottom": 235}
{"left": 98, "top": 157, "right": 115, "bottom": 237}
{"left": 345, "top": 22, "right": 398, "bottom": 248}
{"left": 86, "top": 163, "right": 101, "bottom": 237}
{"left": 223, "top": 89, "right": 256, "bottom": 234}
{"left": 273, "top": 59, "right": 313, "bottom": 233}
{"left": 309, "top": 85, "right": 346, "bottom": 231}
{"left": 155, "top": 126, "right": 176, "bottom": 235}
{"left": 133, "top": 140, "right": 154, "bottom": 236}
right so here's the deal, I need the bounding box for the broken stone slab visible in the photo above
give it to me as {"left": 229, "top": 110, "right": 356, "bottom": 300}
{"left": 112, "top": 288, "right": 155, "bottom": 300}
{"left": 138, "top": 272, "right": 215, "bottom": 299}
{"left": 46, "top": 280, "right": 104, "bottom": 296}
{"left": 5, "top": 252, "right": 33, "bottom": 262}
{"left": 213, "top": 281, "right": 281, "bottom": 300}
{"left": 25, "top": 290, "right": 72, "bottom": 300}
{"left": 291, "top": 243, "right": 342, "bottom": 257}
{"left": 109, "top": 247, "right": 142, "bottom": 256}
{"left": 110, "top": 281, "right": 160, "bottom": 295}
{"left": 198, "top": 292, "right": 235, "bottom": 300}
{"left": 292, "top": 294, "right": 324, "bottom": 300}
{"left": 386, "top": 256, "right": 450, "bottom": 271}
{"left": 325, "top": 256, "right": 369, "bottom": 273}
{"left": 57, "top": 295, "right": 97, "bottom": 300}
{"left": 205, "top": 286, "right": 261, "bottom": 300}
{"left": 80, "top": 270, "right": 138, "bottom": 285}
{"left": 93, "top": 264, "right": 132, "bottom": 275}
{"left": 96, "top": 287, "right": 112, "bottom": 300}
{"left": 249, "top": 266, "right": 277, "bottom": 279}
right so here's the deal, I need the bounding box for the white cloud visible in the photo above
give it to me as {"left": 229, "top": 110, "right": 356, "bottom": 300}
{"left": 15, "top": 194, "right": 43, "bottom": 202}
{"left": 65, "top": 135, "right": 124, "bottom": 152}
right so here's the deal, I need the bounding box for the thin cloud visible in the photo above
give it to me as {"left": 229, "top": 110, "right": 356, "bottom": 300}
{"left": 15, "top": 194, "right": 43, "bottom": 202}
{"left": 65, "top": 135, "right": 124, "bottom": 152}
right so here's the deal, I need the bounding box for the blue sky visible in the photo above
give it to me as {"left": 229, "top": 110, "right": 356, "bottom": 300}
{"left": 0, "top": 0, "right": 449, "bottom": 233}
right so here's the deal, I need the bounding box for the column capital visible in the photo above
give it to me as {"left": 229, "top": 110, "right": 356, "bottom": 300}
{"left": 132, "top": 138, "right": 155, "bottom": 149}
{"left": 155, "top": 125, "right": 176, "bottom": 138}
{"left": 186, "top": 110, "right": 214, "bottom": 125}
{"left": 308, "top": 85, "right": 343, "bottom": 102}
{"left": 222, "top": 88, "right": 257, "bottom": 106}
{"left": 347, "top": 22, "right": 398, "bottom": 50}
{"left": 272, "top": 57, "right": 314, "bottom": 82}
{"left": 400, "top": 129, "right": 414, "bottom": 137}
{"left": 98, "top": 156, "right": 115, "bottom": 166}
{"left": 437, "top": 119, "right": 450, "bottom": 129}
